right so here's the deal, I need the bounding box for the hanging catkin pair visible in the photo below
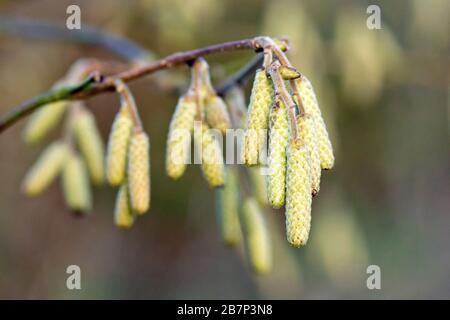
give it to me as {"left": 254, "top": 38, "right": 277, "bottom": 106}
{"left": 166, "top": 58, "right": 226, "bottom": 188}
{"left": 106, "top": 81, "right": 151, "bottom": 227}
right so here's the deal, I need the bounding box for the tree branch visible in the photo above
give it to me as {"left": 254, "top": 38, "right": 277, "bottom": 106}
{"left": 0, "top": 37, "right": 271, "bottom": 133}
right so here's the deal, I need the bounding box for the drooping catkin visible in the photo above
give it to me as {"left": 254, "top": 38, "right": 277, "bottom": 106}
{"left": 205, "top": 95, "right": 232, "bottom": 135}
{"left": 166, "top": 95, "right": 197, "bottom": 180}
{"left": 62, "top": 152, "right": 92, "bottom": 213}
{"left": 267, "top": 101, "right": 289, "bottom": 208}
{"left": 248, "top": 167, "right": 268, "bottom": 206}
{"left": 128, "top": 130, "right": 150, "bottom": 214}
{"left": 241, "top": 197, "right": 272, "bottom": 274}
{"left": 114, "top": 182, "right": 135, "bottom": 228}
{"left": 22, "top": 141, "right": 68, "bottom": 196}
{"left": 298, "top": 115, "right": 321, "bottom": 195}
{"left": 193, "top": 122, "right": 225, "bottom": 188}
{"left": 106, "top": 105, "right": 133, "bottom": 186}
{"left": 23, "top": 101, "right": 69, "bottom": 144}
{"left": 73, "top": 107, "right": 105, "bottom": 185}
{"left": 296, "top": 76, "right": 334, "bottom": 169}
{"left": 216, "top": 167, "right": 240, "bottom": 246}
{"left": 285, "top": 139, "right": 312, "bottom": 247}
{"left": 242, "top": 69, "right": 274, "bottom": 166}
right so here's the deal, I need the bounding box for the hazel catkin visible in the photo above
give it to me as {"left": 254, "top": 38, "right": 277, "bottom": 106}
{"left": 73, "top": 107, "right": 105, "bottom": 185}
{"left": 267, "top": 101, "right": 289, "bottom": 208}
{"left": 22, "top": 141, "right": 68, "bottom": 196}
{"left": 298, "top": 114, "right": 321, "bottom": 195}
{"left": 205, "top": 95, "right": 232, "bottom": 135}
{"left": 296, "top": 76, "right": 334, "bottom": 170}
{"left": 23, "top": 101, "right": 69, "bottom": 145}
{"left": 216, "top": 167, "right": 240, "bottom": 246}
{"left": 106, "top": 105, "right": 133, "bottom": 186}
{"left": 62, "top": 152, "right": 92, "bottom": 213}
{"left": 128, "top": 130, "right": 150, "bottom": 214}
{"left": 285, "top": 139, "right": 312, "bottom": 247}
{"left": 114, "top": 182, "right": 135, "bottom": 228}
{"left": 193, "top": 122, "right": 225, "bottom": 188}
{"left": 166, "top": 95, "right": 197, "bottom": 180}
{"left": 241, "top": 197, "right": 272, "bottom": 274}
{"left": 242, "top": 69, "right": 274, "bottom": 166}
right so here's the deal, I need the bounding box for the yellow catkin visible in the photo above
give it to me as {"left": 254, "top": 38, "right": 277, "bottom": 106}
{"left": 296, "top": 77, "right": 334, "bottom": 169}
{"left": 267, "top": 101, "right": 289, "bottom": 208}
{"left": 22, "top": 141, "right": 68, "bottom": 196}
{"left": 128, "top": 130, "right": 150, "bottom": 214}
{"left": 242, "top": 69, "right": 274, "bottom": 166}
{"left": 205, "top": 95, "right": 232, "bottom": 135}
{"left": 215, "top": 167, "right": 240, "bottom": 246}
{"left": 114, "top": 182, "right": 135, "bottom": 228}
{"left": 166, "top": 95, "right": 197, "bottom": 180}
{"left": 241, "top": 197, "right": 272, "bottom": 274}
{"left": 23, "top": 101, "right": 69, "bottom": 144}
{"left": 247, "top": 167, "right": 268, "bottom": 206}
{"left": 285, "top": 139, "right": 312, "bottom": 247}
{"left": 194, "top": 122, "right": 225, "bottom": 188}
{"left": 298, "top": 115, "right": 321, "bottom": 195}
{"left": 106, "top": 105, "right": 133, "bottom": 186}
{"left": 73, "top": 107, "right": 105, "bottom": 185}
{"left": 62, "top": 153, "right": 92, "bottom": 212}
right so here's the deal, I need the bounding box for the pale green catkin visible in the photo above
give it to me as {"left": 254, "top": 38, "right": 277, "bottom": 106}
{"left": 267, "top": 101, "right": 289, "bottom": 208}
{"left": 62, "top": 152, "right": 92, "bottom": 213}
{"left": 166, "top": 95, "right": 197, "bottom": 180}
{"left": 22, "top": 141, "right": 68, "bottom": 196}
{"left": 215, "top": 167, "right": 240, "bottom": 246}
{"left": 298, "top": 115, "right": 321, "bottom": 195}
{"left": 114, "top": 182, "right": 135, "bottom": 228}
{"left": 73, "top": 107, "right": 105, "bottom": 185}
{"left": 241, "top": 197, "right": 272, "bottom": 274}
{"left": 128, "top": 130, "right": 151, "bottom": 214}
{"left": 205, "top": 95, "right": 232, "bottom": 135}
{"left": 248, "top": 167, "right": 268, "bottom": 206}
{"left": 193, "top": 122, "right": 225, "bottom": 188}
{"left": 285, "top": 139, "right": 312, "bottom": 247}
{"left": 23, "top": 101, "right": 69, "bottom": 144}
{"left": 106, "top": 105, "right": 133, "bottom": 186}
{"left": 296, "top": 76, "right": 334, "bottom": 169}
{"left": 242, "top": 69, "right": 274, "bottom": 166}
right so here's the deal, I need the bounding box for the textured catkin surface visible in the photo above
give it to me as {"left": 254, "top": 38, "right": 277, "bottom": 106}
{"left": 243, "top": 69, "right": 274, "bottom": 166}
{"left": 22, "top": 141, "right": 68, "bottom": 196}
{"left": 205, "top": 95, "right": 232, "bottom": 135}
{"left": 62, "top": 153, "right": 91, "bottom": 212}
{"left": 216, "top": 167, "right": 240, "bottom": 246}
{"left": 114, "top": 183, "right": 134, "bottom": 228}
{"left": 285, "top": 140, "right": 312, "bottom": 247}
{"left": 296, "top": 76, "right": 334, "bottom": 169}
{"left": 298, "top": 115, "right": 321, "bottom": 195}
{"left": 267, "top": 102, "right": 289, "bottom": 208}
{"left": 128, "top": 131, "right": 150, "bottom": 214}
{"left": 74, "top": 108, "right": 105, "bottom": 185}
{"left": 241, "top": 198, "right": 272, "bottom": 274}
{"left": 106, "top": 107, "right": 133, "bottom": 186}
{"left": 166, "top": 96, "right": 197, "bottom": 180}
{"left": 194, "top": 123, "right": 225, "bottom": 188}
{"left": 23, "top": 101, "right": 69, "bottom": 145}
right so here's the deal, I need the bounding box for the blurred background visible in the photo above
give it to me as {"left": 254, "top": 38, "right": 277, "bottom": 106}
{"left": 0, "top": 0, "right": 449, "bottom": 299}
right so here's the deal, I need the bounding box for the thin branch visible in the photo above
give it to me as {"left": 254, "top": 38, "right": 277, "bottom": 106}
{"left": 0, "top": 17, "right": 152, "bottom": 62}
{"left": 0, "top": 74, "right": 101, "bottom": 133}
{"left": 0, "top": 37, "right": 268, "bottom": 133}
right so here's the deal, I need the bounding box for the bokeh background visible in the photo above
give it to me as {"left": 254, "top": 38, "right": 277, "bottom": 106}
{"left": 0, "top": 0, "right": 449, "bottom": 299}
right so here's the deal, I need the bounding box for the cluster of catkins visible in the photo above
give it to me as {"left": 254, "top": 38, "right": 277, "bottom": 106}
{"left": 242, "top": 65, "right": 334, "bottom": 248}
{"left": 21, "top": 62, "right": 150, "bottom": 228}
